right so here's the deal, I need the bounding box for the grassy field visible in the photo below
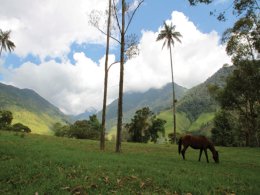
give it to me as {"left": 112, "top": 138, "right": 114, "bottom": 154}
{"left": 0, "top": 131, "right": 260, "bottom": 194}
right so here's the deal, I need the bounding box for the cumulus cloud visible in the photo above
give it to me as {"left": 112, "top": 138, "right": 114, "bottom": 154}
{"left": 124, "top": 11, "right": 230, "bottom": 91}
{"left": 0, "top": 0, "right": 108, "bottom": 59}
{"left": 1, "top": 9, "right": 231, "bottom": 115}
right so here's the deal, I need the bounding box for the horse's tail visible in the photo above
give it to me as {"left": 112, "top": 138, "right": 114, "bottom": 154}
{"left": 178, "top": 137, "right": 182, "bottom": 154}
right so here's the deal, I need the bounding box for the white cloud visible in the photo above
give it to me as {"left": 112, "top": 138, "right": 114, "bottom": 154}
{"left": 3, "top": 52, "right": 118, "bottom": 115}
{"left": 124, "top": 11, "right": 230, "bottom": 90}
{"left": 1, "top": 9, "right": 231, "bottom": 115}
{"left": 0, "top": 0, "right": 108, "bottom": 59}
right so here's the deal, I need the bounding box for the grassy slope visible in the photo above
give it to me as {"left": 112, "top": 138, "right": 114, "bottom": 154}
{"left": 157, "top": 110, "right": 215, "bottom": 136}
{"left": 188, "top": 112, "right": 215, "bottom": 131}
{"left": 0, "top": 83, "right": 67, "bottom": 135}
{"left": 9, "top": 106, "right": 63, "bottom": 135}
{"left": 157, "top": 110, "right": 191, "bottom": 135}
{"left": 1, "top": 131, "right": 260, "bottom": 194}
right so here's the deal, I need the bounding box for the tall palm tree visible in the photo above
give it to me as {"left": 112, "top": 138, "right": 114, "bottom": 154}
{"left": 156, "top": 21, "right": 182, "bottom": 144}
{"left": 0, "top": 30, "right": 15, "bottom": 57}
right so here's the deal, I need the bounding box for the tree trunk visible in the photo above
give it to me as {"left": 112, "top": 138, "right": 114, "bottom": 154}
{"left": 116, "top": 0, "right": 125, "bottom": 153}
{"left": 0, "top": 46, "right": 3, "bottom": 57}
{"left": 169, "top": 45, "right": 177, "bottom": 144}
{"left": 100, "top": 0, "right": 112, "bottom": 151}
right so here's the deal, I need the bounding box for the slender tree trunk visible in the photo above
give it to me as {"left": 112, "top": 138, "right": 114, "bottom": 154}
{"left": 169, "top": 45, "right": 177, "bottom": 144}
{"left": 116, "top": 0, "right": 125, "bottom": 153}
{"left": 100, "top": 0, "right": 112, "bottom": 151}
{"left": 0, "top": 46, "right": 3, "bottom": 57}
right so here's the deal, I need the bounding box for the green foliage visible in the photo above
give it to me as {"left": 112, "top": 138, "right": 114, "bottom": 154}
{"left": 1, "top": 131, "right": 260, "bottom": 194}
{"left": 125, "top": 107, "right": 166, "bottom": 143}
{"left": 212, "top": 111, "right": 237, "bottom": 146}
{"left": 212, "top": 60, "right": 260, "bottom": 146}
{"left": 54, "top": 115, "right": 101, "bottom": 140}
{"left": 69, "top": 121, "right": 99, "bottom": 140}
{"left": 207, "top": 0, "right": 259, "bottom": 147}
{"left": 149, "top": 118, "right": 166, "bottom": 143}
{"left": 0, "top": 110, "right": 31, "bottom": 133}
{"left": 222, "top": 15, "right": 259, "bottom": 63}
{"left": 52, "top": 122, "right": 70, "bottom": 137}
{"left": 0, "top": 110, "right": 13, "bottom": 128}
{"left": 12, "top": 123, "right": 31, "bottom": 133}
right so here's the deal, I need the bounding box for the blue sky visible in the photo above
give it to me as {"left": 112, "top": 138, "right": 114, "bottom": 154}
{"left": 0, "top": 0, "right": 234, "bottom": 114}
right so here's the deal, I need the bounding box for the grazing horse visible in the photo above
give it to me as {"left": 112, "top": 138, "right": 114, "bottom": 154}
{"left": 178, "top": 135, "right": 219, "bottom": 163}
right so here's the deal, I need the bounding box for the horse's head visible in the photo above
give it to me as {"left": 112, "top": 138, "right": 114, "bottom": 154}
{"left": 213, "top": 150, "right": 219, "bottom": 163}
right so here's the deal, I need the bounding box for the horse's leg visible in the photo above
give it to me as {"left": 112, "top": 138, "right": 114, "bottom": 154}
{"left": 181, "top": 145, "right": 189, "bottom": 160}
{"left": 204, "top": 149, "right": 209, "bottom": 163}
{"left": 198, "top": 149, "right": 203, "bottom": 161}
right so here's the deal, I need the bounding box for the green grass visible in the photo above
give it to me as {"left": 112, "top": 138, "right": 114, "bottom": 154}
{"left": 1, "top": 131, "right": 260, "bottom": 194}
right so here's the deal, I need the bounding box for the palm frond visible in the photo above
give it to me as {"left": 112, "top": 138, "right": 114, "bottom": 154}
{"left": 156, "top": 21, "right": 182, "bottom": 50}
{"left": 162, "top": 40, "right": 167, "bottom": 49}
{"left": 7, "top": 40, "right": 15, "bottom": 52}
{"left": 156, "top": 33, "right": 166, "bottom": 41}
{"left": 0, "top": 29, "right": 15, "bottom": 54}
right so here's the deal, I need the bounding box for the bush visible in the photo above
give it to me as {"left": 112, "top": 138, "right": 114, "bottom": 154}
{"left": 12, "top": 123, "right": 31, "bottom": 133}
{"left": 0, "top": 110, "right": 13, "bottom": 129}
{"left": 53, "top": 115, "right": 101, "bottom": 140}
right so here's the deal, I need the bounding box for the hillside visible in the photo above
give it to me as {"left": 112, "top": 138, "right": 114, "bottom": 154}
{"left": 0, "top": 83, "right": 68, "bottom": 134}
{"left": 160, "top": 66, "right": 234, "bottom": 136}
{"left": 177, "top": 65, "right": 234, "bottom": 122}
{"left": 97, "top": 83, "right": 188, "bottom": 128}
{"left": 105, "top": 66, "right": 234, "bottom": 138}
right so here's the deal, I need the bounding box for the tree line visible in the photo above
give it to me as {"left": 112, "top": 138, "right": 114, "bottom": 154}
{"left": 53, "top": 108, "right": 166, "bottom": 144}
{"left": 208, "top": 0, "right": 260, "bottom": 147}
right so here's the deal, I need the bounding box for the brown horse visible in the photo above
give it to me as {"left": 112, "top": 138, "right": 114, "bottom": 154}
{"left": 178, "top": 135, "right": 219, "bottom": 163}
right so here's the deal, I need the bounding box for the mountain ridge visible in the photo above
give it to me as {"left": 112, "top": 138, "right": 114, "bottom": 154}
{"left": 96, "top": 82, "right": 188, "bottom": 128}
{"left": 0, "top": 82, "right": 68, "bottom": 134}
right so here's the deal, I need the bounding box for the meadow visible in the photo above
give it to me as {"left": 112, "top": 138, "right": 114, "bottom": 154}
{"left": 0, "top": 131, "right": 260, "bottom": 194}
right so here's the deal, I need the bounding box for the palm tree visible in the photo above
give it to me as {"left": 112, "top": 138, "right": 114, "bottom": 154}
{"left": 156, "top": 21, "right": 182, "bottom": 144}
{"left": 0, "top": 29, "right": 15, "bottom": 57}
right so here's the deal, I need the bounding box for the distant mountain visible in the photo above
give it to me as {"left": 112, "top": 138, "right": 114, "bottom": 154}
{"left": 97, "top": 83, "right": 188, "bottom": 128}
{"left": 71, "top": 107, "right": 97, "bottom": 121}
{"left": 0, "top": 83, "right": 68, "bottom": 134}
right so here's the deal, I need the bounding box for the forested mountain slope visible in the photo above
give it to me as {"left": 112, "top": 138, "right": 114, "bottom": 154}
{"left": 0, "top": 83, "right": 67, "bottom": 134}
